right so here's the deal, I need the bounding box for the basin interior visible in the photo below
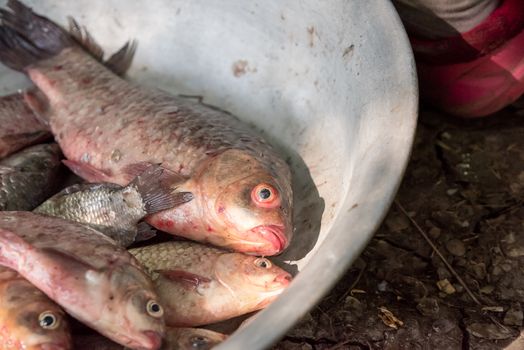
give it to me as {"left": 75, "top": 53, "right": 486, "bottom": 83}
{"left": 0, "top": 0, "right": 417, "bottom": 348}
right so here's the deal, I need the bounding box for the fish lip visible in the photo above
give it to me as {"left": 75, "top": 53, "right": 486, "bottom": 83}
{"left": 121, "top": 330, "right": 162, "bottom": 350}
{"left": 274, "top": 272, "right": 292, "bottom": 286}
{"left": 250, "top": 225, "right": 288, "bottom": 255}
{"left": 141, "top": 330, "right": 163, "bottom": 350}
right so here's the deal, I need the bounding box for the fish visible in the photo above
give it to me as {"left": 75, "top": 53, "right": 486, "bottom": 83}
{"left": 0, "top": 266, "right": 72, "bottom": 350}
{"left": 0, "top": 211, "right": 165, "bottom": 350}
{"left": 74, "top": 328, "right": 227, "bottom": 350}
{"left": 0, "top": 0, "right": 293, "bottom": 256}
{"left": 34, "top": 164, "right": 193, "bottom": 247}
{"left": 129, "top": 242, "right": 292, "bottom": 327}
{"left": 0, "top": 143, "right": 63, "bottom": 211}
{"left": 0, "top": 93, "right": 50, "bottom": 159}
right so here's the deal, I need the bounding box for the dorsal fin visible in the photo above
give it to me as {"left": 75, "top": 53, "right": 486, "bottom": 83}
{"left": 0, "top": 1, "right": 136, "bottom": 75}
{"left": 67, "top": 17, "right": 137, "bottom": 76}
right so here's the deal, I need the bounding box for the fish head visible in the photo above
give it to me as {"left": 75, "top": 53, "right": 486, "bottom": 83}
{"left": 103, "top": 265, "right": 165, "bottom": 350}
{"left": 166, "top": 328, "right": 227, "bottom": 350}
{"left": 214, "top": 253, "right": 291, "bottom": 302}
{"left": 196, "top": 149, "right": 293, "bottom": 256}
{"left": 4, "top": 282, "right": 71, "bottom": 350}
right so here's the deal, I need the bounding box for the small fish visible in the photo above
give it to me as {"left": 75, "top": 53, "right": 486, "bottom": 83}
{"left": 0, "top": 143, "right": 63, "bottom": 211}
{"left": 0, "top": 212, "right": 165, "bottom": 350}
{"left": 0, "top": 0, "right": 293, "bottom": 256}
{"left": 0, "top": 93, "right": 50, "bottom": 159}
{"left": 74, "top": 328, "right": 226, "bottom": 350}
{"left": 34, "top": 165, "right": 193, "bottom": 247}
{"left": 130, "top": 242, "right": 292, "bottom": 327}
{"left": 0, "top": 266, "right": 72, "bottom": 350}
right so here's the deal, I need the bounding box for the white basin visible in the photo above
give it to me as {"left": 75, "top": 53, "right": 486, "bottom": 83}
{"left": 0, "top": 0, "right": 418, "bottom": 348}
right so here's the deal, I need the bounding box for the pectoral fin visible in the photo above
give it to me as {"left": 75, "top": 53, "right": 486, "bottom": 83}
{"left": 155, "top": 269, "right": 211, "bottom": 289}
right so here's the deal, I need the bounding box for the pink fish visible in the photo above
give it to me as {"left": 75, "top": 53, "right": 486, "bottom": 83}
{"left": 0, "top": 212, "right": 165, "bottom": 350}
{"left": 0, "top": 0, "right": 293, "bottom": 256}
{"left": 130, "top": 242, "right": 292, "bottom": 326}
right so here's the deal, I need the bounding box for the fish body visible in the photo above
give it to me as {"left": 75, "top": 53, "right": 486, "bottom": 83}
{"left": 74, "top": 328, "right": 226, "bottom": 350}
{"left": 0, "top": 93, "right": 50, "bottom": 159}
{"left": 34, "top": 165, "right": 192, "bottom": 247}
{"left": 0, "top": 266, "right": 71, "bottom": 350}
{"left": 130, "top": 242, "right": 291, "bottom": 326}
{"left": 0, "top": 211, "right": 165, "bottom": 350}
{"left": 0, "top": 0, "right": 293, "bottom": 256}
{"left": 0, "top": 143, "right": 63, "bottom": 211}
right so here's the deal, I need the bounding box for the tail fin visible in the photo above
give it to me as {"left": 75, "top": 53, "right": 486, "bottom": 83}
{"left": 129, "top": 164, "right": 194, "bottom": 215}
{"left": 0, "top": 0, "right": 73, "bottom": 70}
{"left": 0, "top": 1, "right": 137, "bottom": 75}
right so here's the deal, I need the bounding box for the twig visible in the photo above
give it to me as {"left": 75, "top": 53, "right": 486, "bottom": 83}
{"left": 394, "top": 200, "right": 481, "bottom": 305}
{"left": 337, "top": 262, "right": 367, "bottom": 303}
{"left": 326, "top": 339, "right": 352, "bottom": 350}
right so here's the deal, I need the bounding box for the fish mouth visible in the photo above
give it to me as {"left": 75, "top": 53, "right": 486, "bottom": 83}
{"left": 123, "top": 331, "right": 163, "bottom": 350}
{"left": 141, "top": 330, "right": 163, "bottom": 350}
{"left": 250, "top": 225, "right": 288, "bottom": 255}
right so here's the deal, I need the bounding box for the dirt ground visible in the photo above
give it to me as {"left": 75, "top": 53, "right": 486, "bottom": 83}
{"left": 273, "top": 105, "right": 524, "bottom": 350}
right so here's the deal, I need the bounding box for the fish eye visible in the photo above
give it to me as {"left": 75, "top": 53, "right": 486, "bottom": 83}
{"left": 251, "top": 183, "right": 280, "bottom": 208}
{"left": 190, "top": 335, "right": 209, "bottom": 348}
{"left": 254, "top": 258, "right": 272, "bottom": 269}
{"left": 146, "top": 300, "right": 164, "bottom": 318}
{"left": 38, "top": 311, "right": 59, "bottom": 330}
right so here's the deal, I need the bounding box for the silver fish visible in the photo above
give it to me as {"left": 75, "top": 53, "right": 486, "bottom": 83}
{"left": 34, "top": 164, "right": 193, "bottom": 247}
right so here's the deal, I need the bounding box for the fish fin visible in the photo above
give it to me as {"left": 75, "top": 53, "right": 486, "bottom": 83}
{"left": 155, "top": 269, "right": 211, "bottom": 288}
{"left": 67, "top": 17, "right": 137, "bottom": 77}
{"left": 135, "top": 222, "right": 157, "bottom": 242}
{"left": 62, "top": 159, "right": 113, "bottom": 183}
{"left": 0, "top": 0, "right": 73, "bottom": 71}
{"left": 39, "top": 247, "right": 103, "bottom": 281}
{"left": 130, "top": 164, "right": 193, "bottom": 214}
{"left": 67, "top": 17, "right": 104, "bottom": 62}
{"left": 104, "top": 40, "right": 138, "bottom": 77}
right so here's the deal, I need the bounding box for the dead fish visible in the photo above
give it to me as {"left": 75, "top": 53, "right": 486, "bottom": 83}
{"left": 34, "top": 164, "right": 193, "bottom": 247}
{"left": 74, "top": 328, "right": 226, "bottom": 350}
{"left": 0, "top": 143, "right": 63, "bottom": 211}
{"left": 0, "top": 0, "right": 293, "bottom": 256}
{"left": 0, "top": 266, "right": 72, "bottom": 350}
{"left": 0, "top": 212, "right": 165, "bottom": 350}
{"left": 0, "top": 93, "right": 50, "bottom": 159}
{"left": 130, "top": 242, "right": 292, "bottom": 327}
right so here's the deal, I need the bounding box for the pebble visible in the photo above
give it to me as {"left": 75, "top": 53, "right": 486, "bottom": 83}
{"left": 504, "top": 303, "right": 523, "bottom": 326}
{"left": 446, "top": 239, "right": 466, "bottom": 257}
{"left": 437, "top": 279, "right": 456, "bottom": 295}
{"left": 416, "top": 297, "right": 439, "bottom": 317}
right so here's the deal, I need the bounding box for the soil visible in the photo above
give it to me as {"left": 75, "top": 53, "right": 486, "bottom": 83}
{"left": 273, "top": 105, "right": 524, "bottom": 350}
